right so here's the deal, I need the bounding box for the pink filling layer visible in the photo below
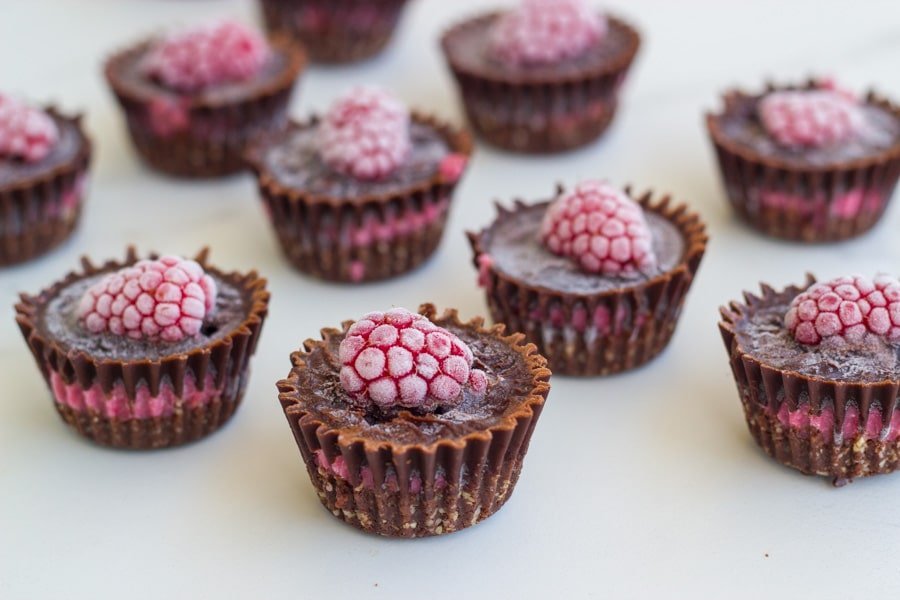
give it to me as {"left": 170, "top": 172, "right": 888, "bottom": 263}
{"left": 775, "top": 402, "right": 900, "bottom": 442}
{"left": 759, "top": 188, "right": 884, "bottom": 219}
{"left": 50, "top": 371, "right": 221, "bottom": 420}
{"left": 315, "top": 449, "right": 448, "bottom": 492}
{"left": 148, "top": 97, "right": 190, "bottom": 137}
{"left": 348, "top": 199, "right": 447, "bottom": 247}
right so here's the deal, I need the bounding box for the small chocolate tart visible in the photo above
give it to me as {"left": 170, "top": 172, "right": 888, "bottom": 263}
{"left": 278, "top": 305, "right": 550, "bottom": 538}
{"left": 468, "top": 187, "right": 707, "bottom": 376}
{"left": 15, "top": 248, "right": 270, "bottom": 449}
{"left": 720, "top": 279, "right": 900, "bottom": 483}
{"left": 0, "top": 108, "right": 92, "bottom": 266}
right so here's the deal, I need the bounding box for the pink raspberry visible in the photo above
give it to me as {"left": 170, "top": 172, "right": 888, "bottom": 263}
{"left": 438, "top": 153, "right": 468, "bottom": 183}
{"left": 77, "top": 256, "right": 217, "bottom": 343}
{"left": 785, "top": 275, "right": 900, "bottom": 345}
{"left": 317, "top": 87, "right": 411, "bottom": 181}
{"left": 489, "top": 0, "right": 607, "bottom": 66}
{"left": 0, "top": 95, "right": 59, "bottom": 163}
{"left": 144, "top": 20, "right": 270, "bottom": 92}
{"left": 539, "top": 180, "right": 657, "bottom": 278}
{"left": 338, "top": 308, "right": 487, "bottom": 413}
{"left": 758, "top": 90, "right": 862, "bottom": 149}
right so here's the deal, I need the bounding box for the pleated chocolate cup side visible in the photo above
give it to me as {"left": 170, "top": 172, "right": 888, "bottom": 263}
{"left": 468, "top": 187, "right": 707, "bottom": 376}
{"left": 246, "top": 113, "right": 474, "bottom": 283}
{"left": 0, "top": 108, "right": 92, "bottom": 266}
{"left": 441, "top": 13, "right": 640, "bottom": 153}
{"left": 719, "top": 279, "right": 900, "bottom": 482}
{"left": 259, "top": 0, "right": 410, "bottom": 64}
{"left": 277, "top": 304, "right": 551, "bottom": 537}
{"left": 706, "top": 79, "right": 900, "bottom": 242}
{"left": 14, "top": 247, "right": 270, "bottom": 449}
{"left": 104, "top": 37, "right": 306, "bottom": 178}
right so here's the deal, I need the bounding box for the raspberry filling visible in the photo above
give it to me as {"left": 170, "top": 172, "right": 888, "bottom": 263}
{"left": 540, "top": 180, "right": 657, "bottom": 277}
{"left": 77, "top": 256, "right": 217, "bottom": 343}
{"left": 759, "top": 89, "right": 863, "bottom": 149}
{"left": 317, "top": 87, "right": 412, "bottom": 181}
{"left": 0, "top": 95, "right": 59, "bottom": 163}
{"left": 338, "top": 308, "right": 487, "bottom": 413}
{"left": 489, "top": 0, "right": 607, "bottom": 66}
{"left": 143, "top": 20, "right": 270, "bottom": 92}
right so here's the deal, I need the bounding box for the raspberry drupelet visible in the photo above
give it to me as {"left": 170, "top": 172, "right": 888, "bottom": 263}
{"left": 0, "top": 95, "right": 59, "bottom": 163}
{"left": 758, "top": 90, "right": 862, "bottom": 149}
{"left": 338, "top": 308, "right": 487, "bottom": 412}
{"left": 540, "top": 180, "right": 657, "bottom": 277}
{"left": 317, "top": 86, "right": 412, "bottom": 181}
{"left": 77, "top": 256, "right": 217, "bottom": 343}
{"left": 489, "top": 0, "right": 607, "bottom": 66}
{"left": 785, "top": 275, "right": 900, "bottom": 345}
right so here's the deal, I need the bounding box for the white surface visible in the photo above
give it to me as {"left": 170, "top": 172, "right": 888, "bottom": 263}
{"left": 2, "top": 1, "right": 900, "bottom": 598}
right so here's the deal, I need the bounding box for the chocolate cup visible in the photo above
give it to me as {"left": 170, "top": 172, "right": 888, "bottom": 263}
{"left": 468, "top": 187, "right": 707, "bottom": 376}
{"left": 0, "top": 109, "right": 92, "bottom": 266}
{"left": 720, "top": 279, "right": 900, "bottom": 484}
{"left": 245, "top": 112, "right": 473, "bottom": 283}
{"left": 706, "top": 80, "right": 900, "bottom": 243}
{"left": 258, "top": 0, "right": 409, "bottom": 64}
{"left": 277, "top": 304, "right": 551, "bottom": 538}
{"left": 441, "top": 13, "right": 640, "bottom": 154}
{"left": 14, "top": 248, "right": 270, "bottom": 450}
{"left": 104, "top": 37, "right": 305, "bottom": 178}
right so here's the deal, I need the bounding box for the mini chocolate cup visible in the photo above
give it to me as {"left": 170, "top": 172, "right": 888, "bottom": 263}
{"left": 720, "top": 279, "right": 900, "bottom": 484}
{"left": 14, "top": 248, "right": 270, "bottom": 450}
{"left": 468, "top": 187, "right": 707, "bottom": 376}
{"left": 441, "top": 13, "right": 640, "bottom": 154}
{"left": 104, "top": 37, "right": 305, "bottom": 178}
{"left": 259, "top": 0, "right": 409, "bottom": 64}
{"left": 277, "top": 304, "right": 551, "bottom": 538}
{"left": 706, "top": 80, "right": 900, "bottom": 243}
{"left": 0, "top": 109, "right": 92, "bottom": 266}
{"left": 245, "top": 112, "right": 473, "bottom": 283}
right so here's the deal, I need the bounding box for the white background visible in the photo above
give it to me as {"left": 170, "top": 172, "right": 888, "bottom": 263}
{"left": 2, "top": 1, "right": 900, "bottom": 598}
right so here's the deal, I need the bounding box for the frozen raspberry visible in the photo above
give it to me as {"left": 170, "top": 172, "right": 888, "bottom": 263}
{"left": 338, "top": 308, "right": 487, "bottom": 412}
{"left": 0, "top": 95, "right": 59, "bottom": 163}
{"left": 489, "top": 0, "right": 607, "bottom": 66}
{"left": 785, "top": 274, "right": 900, "bottom": 345}
{"left": 77, "top": 256, "right": 217, "bottom": 343}
{"left": 539, "top": 180, "right": 656, "bottom": 277}
{"left": 317, "top": 87, "right": 411, "bottom": 181}
{"left": 144, "top": 20, "right": 270, "bottom": 92}
{"left": 758, "top": 90, "right": 862, "bottom": 149}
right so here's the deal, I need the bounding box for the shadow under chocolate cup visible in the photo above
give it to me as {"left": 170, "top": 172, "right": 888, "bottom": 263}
{"left": 245, "top": 112, "right": 473, "bottom": 283}
{"left": 468, "top": 188, "right": 707, "bottom": 376}
{"left": 720, "top": 279, "right": 900, "bottom": 484}
{"left": 258, "top": 0, "right": 410, "bottom": 64}
{"left": 104, "top": 36, "right": 305, "bottom": 178}
{"left": 441, "top": 12, "right": 640, "bottom": 154}
{"left": 0, "top": 108, "right": 92, "bottom": 267}
{"left": 706, "top": 81, "right": 900, "bottom": 243}
{"left": 14, "top": 248, "right": 270, "bottom": 450}
{"left": 277, "top": 304, "right": 551, "bottom": 538}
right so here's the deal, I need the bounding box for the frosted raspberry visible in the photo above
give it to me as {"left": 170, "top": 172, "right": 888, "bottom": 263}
{"left": 317, "top": 87, "right": 411, "bottom": 181}
{"left": 539, "top": 180, "right": 656, "bottom": 277}
{"left": 758, "top": 90, "right": 862, "bottom": 149}
{"left": 489, "top": 0, "right": 607, "bottom": 66}
{"left": 144, "top": 20, "right": 270, "bottom": 92}
{"left": 785, "top": 275, "right": 900, "bottom": 345}
{"left": 77, "top": 256, "right": 217, "bottom": 343}
{"left": 338, "top": 308, "right": 487, "bottom": 413}
{"left": 0, "top": 95, "right": 59, "bottom": 163}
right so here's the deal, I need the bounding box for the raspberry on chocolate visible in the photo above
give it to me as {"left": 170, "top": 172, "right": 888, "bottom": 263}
{"left": 338, "top": 308, "right": 487, "bottom": 412}
{"left": 785, "top": 274, "right": 900, "bottom": 344}
{"left": 0, "top": 95, "right": 59, "bottom": 163}
{"left": 489, "top": 0, "right": 607, "bottom": 66}
{"left": 758, "top": 89, "right": 862, "bottom": 149}
{"left": 144, "top": 20, "right": 270, "bottom": 92}
{"left": 77, "top": 256, "right": 217, "bottom": 343}
{"left": 317, "top": 86, "right": 411, "bottom": 181}
{"left": 540, "top": 180, "right": 657, "bottom": 277}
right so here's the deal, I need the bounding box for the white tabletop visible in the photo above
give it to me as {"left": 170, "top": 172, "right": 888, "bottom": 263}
{"left": 3, "top": 1, "right": 900, "bottom": 598}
